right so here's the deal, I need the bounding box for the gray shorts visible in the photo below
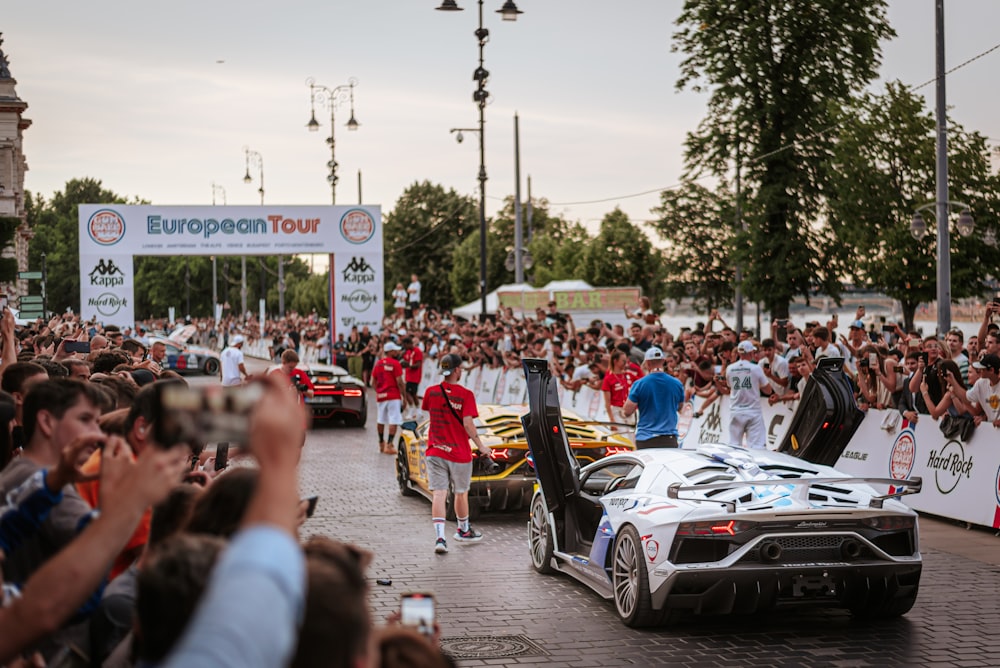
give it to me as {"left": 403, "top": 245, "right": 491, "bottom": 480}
{"left": 427, "top": 456, "right": 474, "bottom": 494}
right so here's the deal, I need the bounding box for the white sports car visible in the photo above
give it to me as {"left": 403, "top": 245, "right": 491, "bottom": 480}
{"left": 520, "top": 358, "right": 923, "bottom": 628}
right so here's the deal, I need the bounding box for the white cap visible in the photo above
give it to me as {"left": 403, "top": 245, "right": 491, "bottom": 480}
{"left": 383, "top": 342, "right": 401, "bottom": 353}
{"left": 231, "top": 335, "right": 245, "bottom": 346}
{"left": 643, "top": 346, "right": 665, "bottom": 362}
{"left": 737, "top": 340, "right": 757, "bottom": 354}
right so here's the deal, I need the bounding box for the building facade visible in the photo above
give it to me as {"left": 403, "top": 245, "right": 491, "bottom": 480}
{"left": 0, "top": 33, "right": 33, "bottom": 299}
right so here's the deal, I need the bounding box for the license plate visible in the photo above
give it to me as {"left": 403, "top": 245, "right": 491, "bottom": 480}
{"left": 792, "top": 573, "right": 836, "bottom": 597}
{"left": 307, "top": 396, "right": 336, "bottom": 404}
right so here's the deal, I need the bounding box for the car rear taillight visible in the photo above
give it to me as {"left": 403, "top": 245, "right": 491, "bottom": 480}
{"left": 490, "top": 448, "right": 510, "bottom": 461}
{"left": 342, "top": 388, "right": 363, "bottom": 397}
{"left": 676, "top": 520, "right": 756, "bottom": 536}
{"left": 604, "top": 445, "right": 632, "bottom": 456}
{"left": 862, "top": 515, "right": 915, "bottom": 531}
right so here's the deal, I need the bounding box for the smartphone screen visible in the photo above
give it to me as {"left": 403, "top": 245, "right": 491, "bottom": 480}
{"left": 155, "top": 383, "right": 264, "bottom": 448}
{"left": 214, "top": 442, "right": 230, "bottom": 471}
{"left": 868, "top": 353, "right": 878, "bottom": 367}
{"left": 65, "top": 341, "right": 91, "bottom": 354}
{"left": 400, "top": 593, "right": 435, "bottom": 637}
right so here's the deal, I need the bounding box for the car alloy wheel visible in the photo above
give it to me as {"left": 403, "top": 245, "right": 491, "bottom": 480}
{"left": 396, "top": 447, "right": 418, "bottom": 497}
{"left": 528, "top": 494, "right": 555, "bottom": 574}
{"left": 612, "top": 525, "right": 661, "bottom": 627}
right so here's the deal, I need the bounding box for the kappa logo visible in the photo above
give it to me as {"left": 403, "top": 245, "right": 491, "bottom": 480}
{"left": 698, "top": 402, "right": 723, "bottom": 444}
{"left": 88, "top": 259, "right": 125, "bottom": 288}
{"left": 342, "top": 257, "right": 375, "bottom": 285}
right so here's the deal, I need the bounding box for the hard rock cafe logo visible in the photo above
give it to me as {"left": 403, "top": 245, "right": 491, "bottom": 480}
{"left": 341, "top": 257, "right": 375, "bottom": 285}
{"left": 927, "top": 439, "right": 973, "bottom": 495}
{"left": 889, "top": 430, "right": 915, "bottom": 480}
{"left": 341, "top": 289, "right": 377, "bottom": 313}
{"left": 87, "top": 209, "right": 126, "bottom": 246}
{"left": 339, "top": 209, "right": 375, "bottom": 244}
{"left": 88, "top": 259, "right": 125, "bottom": 287}
{"left": 995, "top": 464, "right": 1000, "bottom": 507}
{"left": 88, "top": 293, "right": 128, "bottom": 317}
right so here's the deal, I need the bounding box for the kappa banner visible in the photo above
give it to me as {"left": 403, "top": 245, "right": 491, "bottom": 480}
{"left": 331, "top": 253, "right": 383, "bottom": 333}
{"left": 79, "top": 254, "right": 135, "bottom": 328}
{"left": 78, "top": 205, "right": 383, "bottom": 330}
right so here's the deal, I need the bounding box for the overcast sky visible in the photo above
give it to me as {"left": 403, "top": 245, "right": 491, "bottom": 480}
{"left": 5, "top": 1, "right": 1000, "bottom": 234}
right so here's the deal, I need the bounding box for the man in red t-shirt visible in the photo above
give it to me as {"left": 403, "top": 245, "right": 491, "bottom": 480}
{"left": 372, "top": 342, "right": 405, "bottom": 454}
{"left": 269, "top": 349, "right": 315, "bottom": 403}
{"left": 401, "top": 336, "right": 424, "bottom": 420}
{"left": 421, "top": 353, "right": 493, "bottom": 554}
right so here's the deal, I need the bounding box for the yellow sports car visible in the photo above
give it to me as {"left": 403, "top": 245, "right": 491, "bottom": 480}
{"left": 396, "top": 404, "right": 634, "bottom": 518}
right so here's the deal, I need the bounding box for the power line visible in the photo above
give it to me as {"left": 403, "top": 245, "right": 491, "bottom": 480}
{"left": 547, "top": 39, "right": 1000, "bottom": 208}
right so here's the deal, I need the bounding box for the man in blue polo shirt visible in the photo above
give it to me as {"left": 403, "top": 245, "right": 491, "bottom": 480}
{"left": 622, "top": 347, "right": 685, "bottom": 448}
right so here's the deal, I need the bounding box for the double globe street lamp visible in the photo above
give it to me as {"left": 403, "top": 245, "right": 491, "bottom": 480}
{"left": 436, "top": 0, "right": 523, "bottom": 321}
{"left": 305, "top": 77, "right": 360, "bottom": 205}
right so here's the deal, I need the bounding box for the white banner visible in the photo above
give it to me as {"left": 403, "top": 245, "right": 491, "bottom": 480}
{"left": 78, "top": 205, "right": 383, "bottom": 329}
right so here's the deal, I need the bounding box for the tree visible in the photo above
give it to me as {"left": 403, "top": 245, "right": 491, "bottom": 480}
{"left": 474, "top": 196, "right": 589, "bottom": 288}
{"left": 27, "top": 178, "right": 138, "bottom": 314}
{"left": 650, "top": 183, "right": 736, "bottom": 313}
{"left": 673, "top": 0, "right": 895, "bottom": 318}
{"left": 383, "top": 181, "right": 477, "bottom": 311}
{"left": 286, "top": 271, "right": 330, "bottom": 315}
{"left": 449, "top": 228, "right": 509, "bottom": 308}
{"left": 580, "top": 208, "right": 665, "bottom": 305}
{"left": 826, "top": 82, "right": 1000, "bottom": 330}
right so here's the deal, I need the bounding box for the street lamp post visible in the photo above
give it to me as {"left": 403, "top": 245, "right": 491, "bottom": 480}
{"left": 305, "top": 77, "right": 360, "bottom": 205}
{"left": 437, "top": 0, "right": 523, "bottom": 321}
{"left": 211, "top": 183, "right": 226, "bottom": 316}
{"left": 910, "top": 200, "right": 974, "bottom": 334}
{"left": 242, "top": 147, "right": 264, "bottom": 316}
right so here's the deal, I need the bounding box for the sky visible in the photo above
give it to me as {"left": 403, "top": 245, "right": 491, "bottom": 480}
{"left": 5, "top": 1, "right": 1000, "bottom": 238}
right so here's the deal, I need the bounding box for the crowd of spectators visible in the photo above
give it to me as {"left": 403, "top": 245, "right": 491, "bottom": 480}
{"left": 0, "top": 307, "right": 454, "bottom": 666}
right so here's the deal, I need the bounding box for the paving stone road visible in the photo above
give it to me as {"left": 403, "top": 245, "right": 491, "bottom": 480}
{"left": 218, "top": 364, "right": 1000, "bottom": 667}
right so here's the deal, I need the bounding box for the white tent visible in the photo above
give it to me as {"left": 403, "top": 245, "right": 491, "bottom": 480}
{"left": 451, "top": 283, "right": 536, "bottom": 319}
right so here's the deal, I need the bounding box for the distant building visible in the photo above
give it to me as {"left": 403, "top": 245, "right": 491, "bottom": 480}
{"left": 0, "top": 33, "right": 33, "bottom": 298}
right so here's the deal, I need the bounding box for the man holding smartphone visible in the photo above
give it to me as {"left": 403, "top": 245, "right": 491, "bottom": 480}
{"left": 421, "top": 354, "right": 491, "bottom": 554}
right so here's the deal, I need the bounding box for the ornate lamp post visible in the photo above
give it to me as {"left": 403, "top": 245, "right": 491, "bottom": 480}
{"left": 241, "top": 147, "right": 265, "bottom": 316}
{"left": 437, "top": 0, "right": 523, "bottom": 320}
{"left": 306, "top": 77, "right": 359, "bottom": 205}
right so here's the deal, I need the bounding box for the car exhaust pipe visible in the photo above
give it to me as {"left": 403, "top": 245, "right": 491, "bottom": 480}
{"left": 759, "top": 541, "right": 783, "bottom": 563}
{"left": 840, "top": 538, "right": 862, "bottom": 561}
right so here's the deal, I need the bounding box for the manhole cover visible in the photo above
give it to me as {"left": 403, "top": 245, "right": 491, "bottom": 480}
{"left": 440, "top": 634, "right": 547, "bottom": 659}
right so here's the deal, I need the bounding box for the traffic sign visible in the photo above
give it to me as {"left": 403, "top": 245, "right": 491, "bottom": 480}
{"left": 17, "top": 310, "right": 44, "bottom": 320}
{"left": 18, "top": 296, "right": 43, "bottom": 304}
{"left": 17, "top": 271, "right": 42, "bottom": 280}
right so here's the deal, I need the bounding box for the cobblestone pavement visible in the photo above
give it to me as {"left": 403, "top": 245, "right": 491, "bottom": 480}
{"left": 213, "top": 363, "right": 999, "bottom": 667}
{"left": 293, "top": 406, "right": 1000, "bottom": 668}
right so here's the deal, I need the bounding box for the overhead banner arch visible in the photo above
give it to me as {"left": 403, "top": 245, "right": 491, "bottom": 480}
{"left": 78, "top": 204, "right": 383, "bottom": 338}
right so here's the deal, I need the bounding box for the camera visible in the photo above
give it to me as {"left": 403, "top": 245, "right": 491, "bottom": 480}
{"left": 775, "top": 319, "right": 788, "bottom": 327}
{"left": 859, "top": 358, "right": 869, "bottom": 368}
{"left": 154, "top": 383, "right": 265, "bottom": 449}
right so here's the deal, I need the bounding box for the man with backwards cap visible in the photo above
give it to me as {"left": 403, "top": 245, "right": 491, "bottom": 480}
{"left": 220, "top": 335, "right": 247, "bottom": 387}
{"left": 372, "top": 341, "right": 405, "bottom": 454}
{"left": 725, "top": 340, "right": 773, "bottom": 449}
{"left": 421, "top": 353, "right": 492, "bottom": 554}
{"left": 622, "top": 347, "right": 685, "bottom": 449}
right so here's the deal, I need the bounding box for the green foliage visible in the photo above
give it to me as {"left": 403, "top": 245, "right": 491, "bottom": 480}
{"left": 826, "top": 82, "right": 1000, "bottom": 330}
{"left": 449, "top": 228, "right": 508, "bottom": 308}
{"left": 27, "top": 178, "right": 137, "bottom": 314}
{"left": 673, "top": 0, "right": 894, "bottom": 318}
{"left": 650, "top": 184, "right": 736, "bottom": 313}
{"left": 383, "top": 181, "right": 477, "bottom": 311}
{"left": 580, "top": 208, "right": 665, "bottom": 306}
{"left": 286, "top": 270, "right": 330, "bottom": 315}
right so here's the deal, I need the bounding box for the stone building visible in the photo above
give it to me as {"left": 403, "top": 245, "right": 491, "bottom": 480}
{"left": 0, "top": 34, "right": 33, "bottom": 299}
